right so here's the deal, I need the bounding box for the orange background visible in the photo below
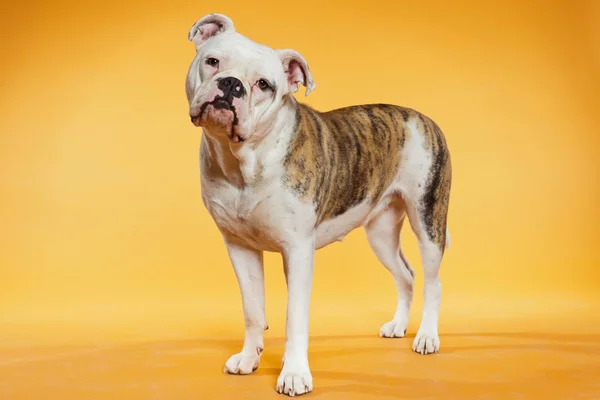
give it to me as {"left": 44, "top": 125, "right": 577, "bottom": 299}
{"left": 1, "top": 0, "right": 599, "bottom": 399}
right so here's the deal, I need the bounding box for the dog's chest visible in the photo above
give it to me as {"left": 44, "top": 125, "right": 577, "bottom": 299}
{"left": 201, "top": 181, "right": 289, "bottom": 251}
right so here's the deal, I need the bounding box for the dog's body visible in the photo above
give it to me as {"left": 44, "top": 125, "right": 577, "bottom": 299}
{"left": 186, "top": 14, "right": 452, "bottom": 397}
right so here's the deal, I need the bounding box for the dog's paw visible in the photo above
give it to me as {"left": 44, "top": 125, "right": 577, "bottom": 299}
{"left": 379, "top": 319, "right": 408, "bottom": 338}
{"left": 412, "top": 330, "right": 440, "bottom": 354}
{"left": 276, "top": 361, "right": 313, "bottom": 396}
{"left": 223, "top": 352, "right": 260, "bottom": 375}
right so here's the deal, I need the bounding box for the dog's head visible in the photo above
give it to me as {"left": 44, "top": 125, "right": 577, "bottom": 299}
{"left": 185, "top": 14, "right": 316, "bottom": 143}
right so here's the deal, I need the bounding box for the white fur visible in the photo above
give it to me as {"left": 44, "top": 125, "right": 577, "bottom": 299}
{"left": 222, "top": 240, "right": 265, "bottom": 375}
{"left": 186, "top": 14, "right": 448, "bottom": 396}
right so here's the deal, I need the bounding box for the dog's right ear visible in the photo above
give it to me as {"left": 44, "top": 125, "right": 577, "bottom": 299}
{"left": 188, "top": 14, "right": 235, "bottom": 49}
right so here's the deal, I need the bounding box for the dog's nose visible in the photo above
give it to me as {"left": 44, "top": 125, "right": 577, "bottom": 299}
{"left": 218, "top": 77, "right": 245, "bottom": 100}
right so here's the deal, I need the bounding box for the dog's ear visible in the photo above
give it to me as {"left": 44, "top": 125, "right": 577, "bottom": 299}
{"left": 188, "top": 14, "right": 235, "bottom": 49}
{"left": 277, "top": 49, "right": 316, "bottom": 96}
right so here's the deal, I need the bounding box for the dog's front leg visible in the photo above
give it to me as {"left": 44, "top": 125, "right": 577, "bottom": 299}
{"left": 223, "top": 239, "right": 266, "bottom": 375}
{"left": 276, "top": 240, "right": 315, "bottom": 396}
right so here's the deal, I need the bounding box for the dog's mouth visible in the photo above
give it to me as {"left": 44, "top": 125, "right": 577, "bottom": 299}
{"left": 211, "top": 98, "right": 232, "bottom": 110}
{"left": 190, "top": 98, "right": 245, "bottom": 143}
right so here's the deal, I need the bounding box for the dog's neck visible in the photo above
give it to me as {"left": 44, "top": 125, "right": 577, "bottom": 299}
{"left": 200, "top": 96, "right": 298, "bottom": 188}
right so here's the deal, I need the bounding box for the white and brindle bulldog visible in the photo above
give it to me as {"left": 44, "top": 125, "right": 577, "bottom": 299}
{"left": 185, "top": 13, "right": 452, "bottom": 396}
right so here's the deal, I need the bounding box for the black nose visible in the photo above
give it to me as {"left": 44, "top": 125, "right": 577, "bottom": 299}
{"left": 218, "top": 77, "right": 245, "bottom": 100}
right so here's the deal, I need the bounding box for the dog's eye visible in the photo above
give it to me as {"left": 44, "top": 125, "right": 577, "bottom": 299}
{"left": 257, "top": 79, "right": 271, "bottom": 91}
{"left": 205, "top": 58, "right": 219, "bottom": 68}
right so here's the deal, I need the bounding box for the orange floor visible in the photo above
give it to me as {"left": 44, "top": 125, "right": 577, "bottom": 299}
{"left": 2, "top": 296, "right": 599, "bottom": 400}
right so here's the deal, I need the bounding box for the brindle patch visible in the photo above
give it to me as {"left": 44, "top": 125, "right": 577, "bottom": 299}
{"left": 283, "top": 103, "right": 414, "bottom": 225}
{"left": 418, "top": 115, "right": 452, "bottom": 252}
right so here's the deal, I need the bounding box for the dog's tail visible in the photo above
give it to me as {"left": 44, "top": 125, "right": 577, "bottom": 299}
{"left": 445, "top": 228, "right": 451, "bottom": 250}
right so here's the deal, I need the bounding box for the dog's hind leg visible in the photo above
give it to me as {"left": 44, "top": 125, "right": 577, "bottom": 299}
{"left": 365, "top": 199, "right": 415, "bottom": 338}
{"left": 406, "top": 206, "right": 445, "bottom": 355}
{"left": 403, "top": 144, "right": 451, "bottom": 354}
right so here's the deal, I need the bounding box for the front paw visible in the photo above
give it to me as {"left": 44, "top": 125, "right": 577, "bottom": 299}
{"left": 224, "top": 351, "right": 261, "bottom": 375}
{"left": 412, "top": 330, "right": 440, "bottom": 354}
{"left": 276, "top": 360, "right": 313, "bottom": 396}
{"left": 379, "top": 318, "right": 408, "bottom": 338}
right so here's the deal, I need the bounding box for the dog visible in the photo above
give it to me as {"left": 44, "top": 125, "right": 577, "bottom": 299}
{"left": 185, "top": 13, "right": 452, "bottom": 396}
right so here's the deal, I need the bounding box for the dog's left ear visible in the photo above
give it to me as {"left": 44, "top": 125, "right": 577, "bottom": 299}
{"left": 188, "top": 14, "right": 235, "bottom": 49}
{"left": 277, "top": 49, "right": 316, "bottom": 96}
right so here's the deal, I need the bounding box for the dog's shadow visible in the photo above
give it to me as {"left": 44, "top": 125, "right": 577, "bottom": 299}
{"left": 114, "top": 330, "right": 600, "bottom": 366}
{"left": 155, "top": 331, "right": 600, "bottom": 397}
{"left": 239, "top": 331, "right": 600, "bottom": 398}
